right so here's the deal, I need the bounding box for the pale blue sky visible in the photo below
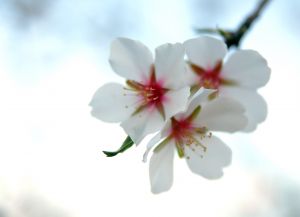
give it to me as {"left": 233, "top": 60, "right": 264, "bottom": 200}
{"left": 0, "top": 0, "right": 299, "bottom": 217}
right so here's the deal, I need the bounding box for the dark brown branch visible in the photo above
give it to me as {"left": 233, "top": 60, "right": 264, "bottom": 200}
{"left": 196, "top": 0, "right": 271, "bottom": 48}
{"left": 225, "top": 0, "right": 271, "bottom": 48}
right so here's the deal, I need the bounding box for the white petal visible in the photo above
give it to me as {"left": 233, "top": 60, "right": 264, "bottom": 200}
{"left": 179, "top": 88, "right": 217, "bottom": 119}
{"left": 185, "top": 63, "right": 200, "bottom": 86}
{"left": 154, "top": 43, "right": 187, "bottom": 89}
{"left": 89, "top": 83, "right": 137, "bottom": 122}
{"left": 220, "top": 86, "right": 267, "bottom": 132}
{"left": 185, "top": 136, "right": 231, "bottom": 179}
{"left": 149, "top": 141, "right": 174, "bottom": 194}
{"left": 143, "top": 120, "right": 172, "bottom": 162}
{"left": 109, "top": 38, "right": 153, "bottom": 81}
{"left": 197, "top": 97, "right": 247, "bottom": 133}
{"left": 163, "top": 87, "right": 190, "bottom": 119}
{"left": 143, "top": 132, "right": 162, "bottom": 162}
{"left": 121, "top": 109, "right": 165, "bottom": 145}
{"left": 184, "top": 36, "right": 227, "bottom": 69}
{"left": 222, "top": 50, "right": 271, "bottom": 88}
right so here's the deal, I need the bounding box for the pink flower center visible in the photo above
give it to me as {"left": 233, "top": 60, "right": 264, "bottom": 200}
{"left": 164, "top": 106, "right": 209, "bottom": 157}
{"left": 169, "top": 106, "right": 205, "bottom": 143}
{"left": 126, "top": 65, "right": 168, "bottom": 119}
{"left": 190, "top": 61, "right": 222, "bottom": 89}
{"left": 152, "top": 106, "right": 209, "bottom": 158}
{"left": 200, "top": 70, "right": 221, "bottom": 89}
{"left": 141, "top": 80, "right": 166, "bottom": 106}
{"left": 170, "top": 118, "right": 193, "bottom": 141}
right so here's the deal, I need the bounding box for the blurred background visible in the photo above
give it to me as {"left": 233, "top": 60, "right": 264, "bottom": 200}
{"left": 0, "top": 0, "right": 299, "bottom": 216}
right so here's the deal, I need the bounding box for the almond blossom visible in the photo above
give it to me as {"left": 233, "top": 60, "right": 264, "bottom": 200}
{"left": 89, "top": 38, "right": 190, "bottom": 144}
{"left": 184, "top": 36, "right": 271, "bottom": 131}
{"left": 144, "top": 88, "right": 248, "bottom": 194}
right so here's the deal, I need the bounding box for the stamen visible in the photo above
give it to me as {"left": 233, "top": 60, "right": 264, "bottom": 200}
{"left": 185, "top": 136, "right": 195, "bottom": 146}
{"left": 126, "top": 80, "right": 144, "bottom": 90}
{"left": 168, "top": 105, "right": 213, "bottom": 160}
{"left": 189, "top": 135, "right": 207, "bottom": 152}
{"left": 195, "top": 126, "right": 208, "bottom": 135}
{"left": 126, "top": 68, "right": 168, "bottom": 118}
{"left": 184, "top": 136, "right": 206, "bottom": 159}
{"left": 208, "top": 132, "right": 212, "bottom": 138}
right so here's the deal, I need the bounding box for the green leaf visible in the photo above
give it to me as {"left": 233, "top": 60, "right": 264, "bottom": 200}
{"left": 103, "top": 136, "right": 134, "bottom": 157}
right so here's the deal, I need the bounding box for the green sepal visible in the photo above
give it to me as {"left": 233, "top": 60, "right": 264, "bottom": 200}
{"left": 156, "top": 101, "right": 166, "bottom": 120}
{"left": 103, "top": 136, "right": 134, "bottom": 157}
{"left": 153, "top": 136, "right": 171, "bottom": 153}
{"left": 220, "top": 78, "right": 237, "bottom": 86}
{"left": 186, "top": 105, "right": 202, "bottom": 122}
{"left": 208, "top": 91, "right": 219, "bottom": 101}
{"left": 175, "top": 142, "right": 185, "bottom": 158}
{"left": 190, "top": 85, "right": 201, "bottom": 96}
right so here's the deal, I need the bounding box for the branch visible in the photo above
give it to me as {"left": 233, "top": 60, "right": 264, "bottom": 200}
{"left": 196, "top": 0, "right": 271, "bottom": 48}
{"left": 225, "top": 0, "right": 271, "bottom": 47}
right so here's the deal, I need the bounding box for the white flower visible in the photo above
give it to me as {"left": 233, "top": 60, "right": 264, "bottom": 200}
{"left": 89, "top": 38, "right": 190, "bottom": 144}
{"left": 144, "top": 88, "right": 248, "bottom": 194}
{"left": 184, "top": 36, "right": 271, "bottom": 131}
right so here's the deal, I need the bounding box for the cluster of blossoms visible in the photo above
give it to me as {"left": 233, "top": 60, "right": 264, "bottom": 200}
{"left": 89, "top": 36, "right": 270, "bottom": 194}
